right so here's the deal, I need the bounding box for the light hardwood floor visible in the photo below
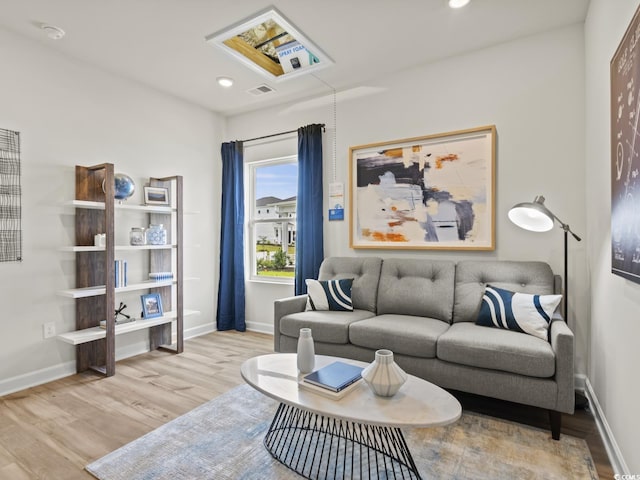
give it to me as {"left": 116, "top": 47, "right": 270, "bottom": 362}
{"left": 0, "top": 331, "right": 613, "bottom": 479}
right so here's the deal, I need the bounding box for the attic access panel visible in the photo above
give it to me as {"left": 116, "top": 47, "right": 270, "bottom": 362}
{"left": 206, "top": 7, "right": 333, "bottom": 81}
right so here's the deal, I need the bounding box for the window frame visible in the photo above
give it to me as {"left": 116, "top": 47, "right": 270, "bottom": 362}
{"left": 246, "top": 155, "right": 297, "bottom": 284}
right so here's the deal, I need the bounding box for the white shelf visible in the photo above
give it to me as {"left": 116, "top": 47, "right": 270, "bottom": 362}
{"left": 60, "top": 244, "right": 177, "bottom": 252}
{"left": 64, "top": 200, "right": 197, "bottom": 214}
{"left": 57, "top": 310, "right": 199, "bottom": 345}
{"left": 65, "top": 200, "right": 175, "bottom": 213}
{"left": 58, "top": 277, "right": 198, "bottom": 298}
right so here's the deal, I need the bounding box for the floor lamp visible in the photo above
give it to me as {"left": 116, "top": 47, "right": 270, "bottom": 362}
{"left": 508, "top": 195, "right": 587, "bottom": 409}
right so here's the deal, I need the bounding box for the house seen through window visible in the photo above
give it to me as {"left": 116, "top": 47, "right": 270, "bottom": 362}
{"left": 248, "top": 156, "right": 297, "bottom": 280}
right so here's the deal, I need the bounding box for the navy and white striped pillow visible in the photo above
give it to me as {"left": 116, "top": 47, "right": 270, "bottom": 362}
{"left": 305, "top": 279, "right": 354, "bottom": 312}
{"left": 476, "top": 285, "right": 562, "bottom": 341}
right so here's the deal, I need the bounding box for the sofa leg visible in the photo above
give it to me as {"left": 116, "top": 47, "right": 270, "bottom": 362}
{"left": 548, "top": 410, "right": 561, "bottom": 440}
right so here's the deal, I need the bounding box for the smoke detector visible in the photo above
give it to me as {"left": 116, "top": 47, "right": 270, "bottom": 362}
{"left": 41, "top": 24, "right": 65, "bottom": 40}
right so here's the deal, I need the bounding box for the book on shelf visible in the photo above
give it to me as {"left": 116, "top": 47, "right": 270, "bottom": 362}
{"left": 99, "top": 317, "right": 136, "bottom": 329}
{"left": 114, "top": 260, "right": 128, "bottom": 288}
{"left": 302, "top": 361, "right": 363, "bottom": 392}
{"left": 149, "top": 272, "right": 173, "bottom": 281}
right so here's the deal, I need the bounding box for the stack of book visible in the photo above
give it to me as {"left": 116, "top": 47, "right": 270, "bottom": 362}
{"left": 114, "top": 260, "right": 127, "bottom": 288}
{"left": 299, "top": 361, "right": 364, "bottom": 399}
{"left": 149, "top": 272, "right": 173, "bottom": 281}
{"left": 99, "top": 317, "right": 135, "bottom": 329}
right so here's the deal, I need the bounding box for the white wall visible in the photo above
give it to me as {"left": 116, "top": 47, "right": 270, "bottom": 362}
{"left": 228, "top": 25, "right": 588, "bottom": 376}
{"left": 0, "top": 28, "right": 222, "bottom": 394}
{"left": 585, "top": 0, "right": 640, "bottom": 473}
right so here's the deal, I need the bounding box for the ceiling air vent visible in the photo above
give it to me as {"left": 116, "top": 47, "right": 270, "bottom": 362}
{"left": 247, "top": 84, "right": 276, "bottom": 96}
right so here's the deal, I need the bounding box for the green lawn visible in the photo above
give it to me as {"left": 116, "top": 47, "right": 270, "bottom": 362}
{"left": 256, "top": 244, "right": 295, "bottom": 277}
{"left": 257, "top": 244, "right": 295, "bottom": 254}
{"left": 257, "top": 270, "right": 295, "bottom": 277}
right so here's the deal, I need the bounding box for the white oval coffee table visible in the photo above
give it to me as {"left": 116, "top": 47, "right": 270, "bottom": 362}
{"left": 241, "top": 353, "right": 461, "bottom": 479}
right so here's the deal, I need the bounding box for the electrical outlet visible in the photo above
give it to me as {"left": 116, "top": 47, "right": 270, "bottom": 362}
{"left": 43, "top": 322, "right": 56, "bottom": 339}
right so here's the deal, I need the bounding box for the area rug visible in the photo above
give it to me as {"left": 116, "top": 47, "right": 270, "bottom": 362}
{"left": 86, "top": 384, "right": 597, "bottom": 480}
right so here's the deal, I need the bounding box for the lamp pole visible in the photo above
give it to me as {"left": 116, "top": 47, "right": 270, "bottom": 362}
{"left": 557, "top": 222, "right": 581, "bottom": 321}
{"left": 508, "top": 196, "right": 586, "bottom": 409}
{"left": 564, "top": 229, "right": 568, "bottom": 321}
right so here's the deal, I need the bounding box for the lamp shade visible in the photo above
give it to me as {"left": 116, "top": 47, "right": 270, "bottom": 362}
{"left": 508, "top": 196, "right": 554, "bottom": 232}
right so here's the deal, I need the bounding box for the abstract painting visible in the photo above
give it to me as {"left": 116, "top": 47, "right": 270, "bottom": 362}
{"left": 349, "top": 126, "right": 495, "bottom": 250}
{"left": 611, "top": 3, "right": 640, "bottom": 284}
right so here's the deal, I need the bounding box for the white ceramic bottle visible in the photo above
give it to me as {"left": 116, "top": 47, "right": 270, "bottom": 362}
{"left": 297, "top": 328, "right": 315, "bottom": 374}
{"left": 361, "top": 349, "right": 408, "bottom": 397}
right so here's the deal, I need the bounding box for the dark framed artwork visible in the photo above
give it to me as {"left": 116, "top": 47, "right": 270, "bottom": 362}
{"left": 0, "top": 128, "right": 21, "bottom": 262}
{"left": 611, "top": 3, "right": 640, "bottom": 284}
{"left": 349, "top": 125, "right": 496, "bottom": 250}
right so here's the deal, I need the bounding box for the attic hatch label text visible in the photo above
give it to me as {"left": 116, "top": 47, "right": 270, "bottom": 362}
{"left": 278, "top": 44, "right": 306, "bottom": 56}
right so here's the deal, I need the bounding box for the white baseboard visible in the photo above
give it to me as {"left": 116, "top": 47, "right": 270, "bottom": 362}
{"left": 584, "top": 377, "right": 630, "bottom": 475}
{"left": 246, "top": 321, "right": 274, "bottom": 335}
{"left": 574, "top": 373, "right": 587, "bottom": 391}
{"left": 185, "top": 322, "right": 216, "bottom": 339}
{"left": 0, "top": 322, "right": 217, "bottom": 398}
{"left": 0, "top": 361, "right": 77, "bottom": 397}
{"left": 113, "top": 323, "right": 217, "bottom": 362}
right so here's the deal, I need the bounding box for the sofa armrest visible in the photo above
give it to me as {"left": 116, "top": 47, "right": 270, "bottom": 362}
{"left": 549, "top": 316, "right": 575, "bottom": 414}
{"left": 274, "top": 295, "right": 308, "bottom": 352}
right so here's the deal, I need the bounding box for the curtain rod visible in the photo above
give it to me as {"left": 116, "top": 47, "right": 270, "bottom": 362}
{"left": 240, "top": 124, "right": 325, "bottom": 143}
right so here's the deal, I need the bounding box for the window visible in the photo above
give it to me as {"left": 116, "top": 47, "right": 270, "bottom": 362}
{"left": 248, "top": 156, "right": 297, "bottom": 281}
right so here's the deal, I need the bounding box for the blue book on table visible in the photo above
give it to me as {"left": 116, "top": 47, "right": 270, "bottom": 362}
{"left": 303, "top": 361, "right": 363, "bottom": 392}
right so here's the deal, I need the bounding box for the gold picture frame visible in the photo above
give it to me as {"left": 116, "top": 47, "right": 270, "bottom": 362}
{"left": 349, "top": 125, "right": 496, "bottom": 250}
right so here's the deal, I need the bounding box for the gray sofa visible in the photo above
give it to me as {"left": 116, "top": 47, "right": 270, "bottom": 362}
{"left": 274, "top": 257, "right": 575, "bottom": 439}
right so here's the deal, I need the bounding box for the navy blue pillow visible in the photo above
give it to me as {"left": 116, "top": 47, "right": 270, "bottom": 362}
{"left": 476, "top": 285, "right": 562, "bottom": 340}
{"left": 305, "top": 279, "right": 354, "bottom": 311}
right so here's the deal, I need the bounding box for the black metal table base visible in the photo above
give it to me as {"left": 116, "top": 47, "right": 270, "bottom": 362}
{"left": 264, "top": 403, "right": 422, "bottom": 480}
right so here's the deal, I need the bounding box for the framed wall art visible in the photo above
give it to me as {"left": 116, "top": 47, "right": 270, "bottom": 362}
{"left": 349, "top": 125, "right": 496, "bottom": 250}
{"left": 141, "top": 293, "right": 163, "bottom": 319}
{"left": 144, "top": 186, "right": 170, "bottom": 205}
{"left": 0, "top": 128, "right": 21, "bottom": 262}
{"left": 611, "top": 3, "right": 640, "bottom": 284}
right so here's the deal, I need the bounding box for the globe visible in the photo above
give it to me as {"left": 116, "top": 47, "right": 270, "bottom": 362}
{"left": 112, "top": 173, "right": 135, "bottom": 200}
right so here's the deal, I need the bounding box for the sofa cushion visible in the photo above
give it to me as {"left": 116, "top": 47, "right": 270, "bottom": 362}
{"left": 280, "top": 309, "right": 375, "bottom": 344}
{"left": 453, "top": 261, "right": 556, "bottom": 324}
{"left": 319, "top": 257, "right": 382, "bottom": 313}
{"left": 349, "top": 314, "right": 450, "bottom": 358}
{"left": 305, "top": 278, "right": 353, "bottom": 311}
{"left": 376, "top": 259, "right": 455, "bottom": 322}
{"left": 437, "top": 322, "right": 556, "bottom": 378}
{"left": 476, "top": 285, "right": 562, "bottom": 340}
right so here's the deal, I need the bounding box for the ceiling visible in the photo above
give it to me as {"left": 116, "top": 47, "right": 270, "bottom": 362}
{"left": 0, "top": 0, "right": 590, "bottom": 116}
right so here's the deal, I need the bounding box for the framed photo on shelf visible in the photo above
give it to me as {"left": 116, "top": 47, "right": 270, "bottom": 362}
{"left": 144, "top": 186, "right": 170, "bottom": 205}
{"left": 140, "top": 293, "right": 163, "bottom": 319}
{"left": 349, "top": 125, "right": 496, "bottom": 251}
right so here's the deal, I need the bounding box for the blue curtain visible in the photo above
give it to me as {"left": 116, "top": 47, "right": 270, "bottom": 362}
{"left": 295, "top": 124, "right": 324, "bottom": 295}
{"left": 216, "top": 141, "right": 246, "bottom": 331}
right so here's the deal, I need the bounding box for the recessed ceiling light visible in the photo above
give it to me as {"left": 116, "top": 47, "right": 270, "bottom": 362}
{"left": 448, "top": 0, "right": 470, "bottom": 8}
{"left": 41, "top": 24, "right": 65, "bottom": 40}
{"left": 217, "top": 76, "right": 234, "bottom": 87}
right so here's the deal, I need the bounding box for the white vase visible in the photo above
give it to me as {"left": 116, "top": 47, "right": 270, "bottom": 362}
{"left": 297, "top": 328, "right": 315, "bottom": 373}
{"left": 361, "top": 349, "right": 408, "bottom": 397}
